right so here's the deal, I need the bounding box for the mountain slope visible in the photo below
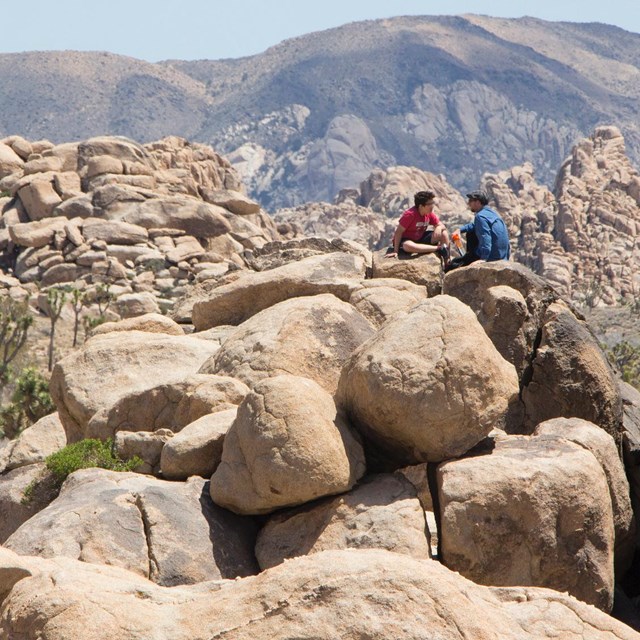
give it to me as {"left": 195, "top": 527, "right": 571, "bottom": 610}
{"left": 1, "top": 15, "right": 639, "bottom": 208}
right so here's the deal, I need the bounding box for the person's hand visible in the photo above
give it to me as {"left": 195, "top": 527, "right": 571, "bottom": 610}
{"left": 385, "top": 251, "right": 397, "bottom": 259}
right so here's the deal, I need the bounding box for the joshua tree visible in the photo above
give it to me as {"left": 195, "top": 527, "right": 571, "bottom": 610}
{"left": 45, "top": 287, "right": 67, "bottom": 371}
{"left": 0, "top": 296, "right": 33, "bottom": 383}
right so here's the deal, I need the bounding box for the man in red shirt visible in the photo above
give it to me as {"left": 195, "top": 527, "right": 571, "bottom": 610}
{"left": 386, "top": 191, "right": 450, "bottom": 263}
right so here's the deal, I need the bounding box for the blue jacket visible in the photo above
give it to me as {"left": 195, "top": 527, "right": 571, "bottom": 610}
{"left": 460, "top": 206, "right": 510, "bottom": 261}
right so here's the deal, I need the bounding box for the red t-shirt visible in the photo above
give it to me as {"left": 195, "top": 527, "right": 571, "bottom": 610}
{"left": 398, "top": 207, "right": 441, "bottom": 241}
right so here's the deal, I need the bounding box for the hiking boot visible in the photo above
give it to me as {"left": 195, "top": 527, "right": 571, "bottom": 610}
{"left": 437, "top": 244, "right": 450, "bottom": 266}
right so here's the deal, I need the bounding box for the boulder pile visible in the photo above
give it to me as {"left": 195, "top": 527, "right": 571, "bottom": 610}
{"left": 2, "top": 229, "right": 640, "bottom": 637}
{"left": 0, "top": 134, "right": 278, "bottom": 317}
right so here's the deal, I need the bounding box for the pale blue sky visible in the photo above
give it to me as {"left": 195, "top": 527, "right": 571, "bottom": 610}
{"left": 1, "top": 0, "right": 638, "bottom": 62}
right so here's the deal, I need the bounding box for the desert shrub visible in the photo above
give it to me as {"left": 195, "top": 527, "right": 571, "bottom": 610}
{"left": 45, "top": 438, "right": 141, "bottom": 486}
{"left": 21, "top": 439, "right": 141, "bottom": 505}
{"left": 606, "top": 341, "right": 640, "bottom": 390}
{"left": 0, "top": 366, "right": 54, "bottom": 439}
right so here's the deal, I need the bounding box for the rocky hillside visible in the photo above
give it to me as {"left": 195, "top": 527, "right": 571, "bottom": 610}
{"left": 2, "top": 130, "right": 640, "bottom": 635}
{"left": 274, "top": 126, "right": 640, "bottom": 309}
{"left": 1, "top": 15, "right": 639, "bottom": 209}
{"left": 2, "top": 238, "right": 640, "bottom": 635}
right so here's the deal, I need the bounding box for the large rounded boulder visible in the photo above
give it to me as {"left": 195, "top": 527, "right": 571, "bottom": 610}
{"left": 200, "top": 293, "right": 375, "bottom": 394}
{"left": 337, "top": 295, "right": 519, "bottom": 464}
{"left": 210, "top": 374, "right": 366, "bottom": 515}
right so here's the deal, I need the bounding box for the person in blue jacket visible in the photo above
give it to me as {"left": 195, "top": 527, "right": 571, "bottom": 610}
{"left": 446, "top": 190, "right": 510, "bottom": 272}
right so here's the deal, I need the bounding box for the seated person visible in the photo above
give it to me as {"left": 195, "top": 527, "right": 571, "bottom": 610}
{"left": 446, "top": 190, "right": 510, "bottom": 272}
{"left": 386, "top": 190, "right": 450, "bottom": 263}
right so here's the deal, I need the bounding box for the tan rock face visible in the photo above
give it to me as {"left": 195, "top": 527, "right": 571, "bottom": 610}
{"left": 210, "top": 375, "right": 366, "bottom": 515}
{"left": 438, "top": 433, "right": 615, "bottom": 611}
{"left": 191, "top": 252, "right": 366, "bottom": 329}
{"left": 255, "top": 472, "right": 430, "bottom": 569}
{"left": 522, "top": 302, "right": 623, "bottom": 440}
{"left": 5, "top": 469, "right": 258, "bottom": 585}
{"left": 443, "top": 260, "right": 563, "bottom": 378}
{"left": 202, "top": 293, "right": 375, "bottom": 394}
{"left": 160, "top": 408, "right": 237, "bottom": 481}
{"left": 348, "top": 278, "right": 429, "bottom": 328}
{"left": 533, "top": 417, "right": 635, "bottom": 574}
{"left": 0, "top": 413, "right": 66, "bottom": 474}
{"left": 484, "top": 127, "right": 640, "bottom": 307}
{"left": 50, "top": 332, "right": 220, "bottom": 443}
{"left": 337, "top": 295, "right": 519, "bottom": 464}
{"left": 85, "top": 373, "right": 249, "bottom": 441}
{"left": 371, "top": 248, "right": 442, "bottom": 296}
{"left": 1, "top": 547, "right": 638, "bottom": 640}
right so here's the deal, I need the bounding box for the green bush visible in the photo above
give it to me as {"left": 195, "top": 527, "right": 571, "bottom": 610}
{"left": 21, "top": 438, "right": 141, "bottom": 505}
{"left": 606, "top": 341, "right": 640, "bottom": 390}
{"left": 45, "top": 438, "right": 141, "bottom": 486}
{"left": 0, "top": 367, "right": 54, "bottom": 439}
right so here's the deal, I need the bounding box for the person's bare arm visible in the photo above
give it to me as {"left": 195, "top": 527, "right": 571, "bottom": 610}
{"left": 386, "top": 225, "right": 406, "bottom": 258}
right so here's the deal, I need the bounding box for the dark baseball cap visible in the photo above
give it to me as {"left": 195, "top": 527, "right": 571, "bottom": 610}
{"left": 466, "top": 190, "right": 488, "bottom": 204}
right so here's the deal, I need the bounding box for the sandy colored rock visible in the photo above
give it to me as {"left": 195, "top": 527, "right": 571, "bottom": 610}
{"left": 522, "top": 302, "right": 623, "bottom": 440}
{"left": 17, "top": 178, "right": 62, "bottom": 220}
{"left": 90, "top": 312, "right": 184, "bottom": 336}
{"left": 86, "top": 373, "right": 249, "bottom": 440}
{"left": 160, "top": 408, "right": 237, "bottom": 480}
{"left": 8, "top": 217, "right": 67, "bottom": 248}
{"left": 371, "top": 248, "right": 442, "bottom": 296}
{"left": 210, "top": 375, "right": 365, "bottom": 515}
{"left": 201, "top": 188, "right": 260, "bottom": 215}
{"left": 0, "top": 142, "right": 25, "bottom": 178}
{"left": 256, "top": 472, "right": 430, "bottom": 569}
{"left": 50, "top": 332, "right": 220, "bottom": 443}
{"left": 533, "top": 417, "right": 635, "bottom": 574}
{"left": 115, "top": 292, "right": 161, "bottom": 318}
{"left": 202, "top": 293, "right": 375, "bottom": 393}
{"left": 5, "top": 469, "right": 258, "bottom": 585}
{"left": 114, "top": 429, "right": 174, "bottom": 475}
{"left": 82, "top": 218, "right": 149, "bottom": 244}
{"left": 191, "top": 252, "right": 366, "bottom": 329}
{"left": 438, "top": 433, "right": 615, "bottom": 611}
{"left": 348, "top": 278, "right": 428, "bottom": 328}
{"left": 443, "top": 260, "right": 563, "bottom": 377}
{"left": 0, "top": 463, "right": 53, "bottom": 543}
{"left": 337, "top": 295, "right": 519, "bottom": 464}
{"left": 1, "top": 547, "right": 638, "bottom": 640}
{"left": 0, "top": 413, "right": 66, "bottom": 474}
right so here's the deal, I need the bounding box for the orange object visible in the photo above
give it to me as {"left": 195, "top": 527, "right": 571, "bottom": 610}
{"left": 451, "top": 230, "right": 463, "bottom": 251}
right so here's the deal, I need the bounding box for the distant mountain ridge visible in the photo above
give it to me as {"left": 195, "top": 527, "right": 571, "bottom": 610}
{"left": 1, "top": 15, "right": 639, "bottom": 208}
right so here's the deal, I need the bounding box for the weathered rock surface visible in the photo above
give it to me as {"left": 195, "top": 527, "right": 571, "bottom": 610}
{"left": 50, "top": 332, "right": 220, "bottom": 442}
{"left": 371, "top": 248, "right": 442, "bottom": 297}
{"left": 90, "top": 312, "right": 184, "bottom": 336}
{"left": 438, "top": 433, "right": 615, "bottom": 611}
{"left": 210, "top": 375, "right": 365, "bottom": 515}
{"left": 0, "top": 463, "right": 52, "bottom": 543}
{"left": 1, "top": 547, "right": 638, "bottom": 639}
{"left": 5, "top": 469, "right": 258, "bottom": 585}
{"left": 86, "top": 373, "right": 250, "bottom": 440}
{"left": 0, "top": 413, "right": 66, "bottom": 474}
{"left": 338, "top": 295, "right": 519, "bottom": 464}
{"left": 191, "top": 252, "right": 366, "bottom": 329}
{"left": 533, "top": 417, "right": 635, "bottom": 574}
{"left": 348, "top": 278, "right": 429, "bottom": 328}
{"left": 201, "top": 294, "right": 375, "bottom": 393}
{"left": 160, "top": 408, "right": 237, "bottom": 480}
{"left": 522, "top": 301, "right": 623, "bottom": 440}
{"left": 443, "top": 260, "right": 562, "bottom": 378}
{"left": 255, "top": 472, "right": 430, "bottom": 569}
